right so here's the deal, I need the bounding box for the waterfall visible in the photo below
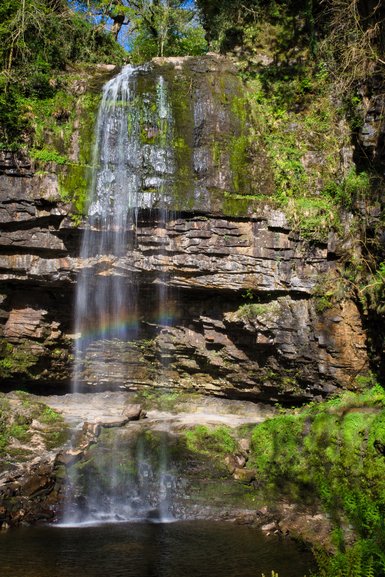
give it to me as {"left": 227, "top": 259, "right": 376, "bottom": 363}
{"left": 73, "top": 65, "right": 140, "bottom": 391}
{"left": 64, "top": 65, "right": 176, "bottom": 524}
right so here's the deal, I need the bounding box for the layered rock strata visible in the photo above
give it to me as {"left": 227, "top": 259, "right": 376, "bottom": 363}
{"left": 0, "top": 55, "right": 369, "bottom": 403}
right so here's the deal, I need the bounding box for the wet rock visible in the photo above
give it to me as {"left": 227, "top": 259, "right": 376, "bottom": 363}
{"left": 82, "top": 422, "right": 101, "bottom": 438}
{"left": 20, "top": 471, "right": 54, "bottom": 498}
{"left": 56, "top": 449, "right": 85, "bottom": 466}
{"left": 0, "top": 456, "right": 59, "bottom": 527}
{"left": 122, "top": 404, "right": 145, "bottom": 421}
{"left": 238, "top": 438, "right": 251, "bottom": 455}
{"left": 278, "top": 507, "right": 334, "bottom": 550}
{"left": 0, "top": 151, "right": 33, "bottom": 177}
{"left": 261, "top": 521, "right": 279, "bottom": 534}
{"left": 233, "top": 468, "right": 256, "bottom": 483}
{"left": 224, "top": 454, "right": 247, "bottom": 474}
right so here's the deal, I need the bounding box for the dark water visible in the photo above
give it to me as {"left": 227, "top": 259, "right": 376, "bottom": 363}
{"left": 0, "top": 520, "right": 313, "bottom": 577}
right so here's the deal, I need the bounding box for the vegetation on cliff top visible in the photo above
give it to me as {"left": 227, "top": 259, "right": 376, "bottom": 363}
{"left": 74, "top": 0, "right": 207, "bottom": 61}
{"left": 0, "top": 0, "right": 126, "bottom": 150}
{"left": 194, "top": 0, "right": 383, "bottom": 236}
{"left": 0, "top": 0, "right": 206, "bottom": 150}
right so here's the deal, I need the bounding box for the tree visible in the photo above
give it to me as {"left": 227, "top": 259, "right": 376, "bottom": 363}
{"left": 130, "top": 0, "right": 198, "bottom": 57}
{"left": 73, "top": 0, "right": 128, "bottom": 40}
{"left": 0, "top": 0, "right": 125, "bottom": 148}
{"left": 74, "top": 1, "right": 206, "bottom": 58}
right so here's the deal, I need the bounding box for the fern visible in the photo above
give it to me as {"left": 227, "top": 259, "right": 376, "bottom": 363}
{"left": 365, "top": 556, "right": 375, "bottom": 577}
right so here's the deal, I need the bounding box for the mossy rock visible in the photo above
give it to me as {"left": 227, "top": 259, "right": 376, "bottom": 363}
{"left": 0, "top": 391, "right": 69, "bottom": 472}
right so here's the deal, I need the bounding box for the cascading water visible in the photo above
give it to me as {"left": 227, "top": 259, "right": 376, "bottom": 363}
{"left": 64, "top": 65, "right": 177, "bottom": 524}
{"left": 73, "top": 65, "right": 141, "bottom": 391}
{"left": 153, "top": 75, "right": 177, "bottom": 523}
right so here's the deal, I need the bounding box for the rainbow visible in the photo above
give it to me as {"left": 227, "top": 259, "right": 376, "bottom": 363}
{"left": 75, "top": 309, "right": 176, "bottom": 343}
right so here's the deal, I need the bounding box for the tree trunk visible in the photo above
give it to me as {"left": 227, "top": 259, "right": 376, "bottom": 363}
{"left": 109, "top": 0, "right": 126, "bottom": 41}
{"left": 111, "top": 14, "right": 125, "bottom": 40}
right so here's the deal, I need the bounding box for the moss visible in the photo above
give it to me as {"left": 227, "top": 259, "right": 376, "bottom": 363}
{"left": 231, "top": 95, "right": 248, "bottom": 129}
{"left": 167, "top": 70, "right": 195, "bottom": 210}
{"left": 133, "top": 389, "right": 200, "bottom": 412}
{"left": 184, "top": 425, "right": 238, "bottom": 457}
{"left": 229, "top": 134, "right": 250, "bottom": 194}
{"left": 0, "top": 392, "right": 68, "bottom": 462}
{"left": 211, "top": 140, "right": 222, "bottom": 167}
{"left": 6, "top": 447, "right": 33, "bottom": 461}
{"left": 248, "top": 385, "right": 385, "bottom": 575}
{"left": 8, "top": 423, "right": 31, "bottom": 443}
{"left": 58, "top": 163, "right": 90, "bottom": 218}
{"left": 0, "top": 342, "right": 39, "bottom": 379}
{"left": 228, "top": 95, "right": 252, "bottom": 195}
{"left": 172, "top": 134, "right": 195, "bottom": 211}
{"left": 57, "top": 92, "right": 100, "bottom": 219}
{"left": 44, "top": 429, "right": 68, "bottom": 450}
{"left": 76, "top": 93, "right": 101, "bottom": 164}
{"left": 222, "top": 193, "right": 254, "bottom": 217}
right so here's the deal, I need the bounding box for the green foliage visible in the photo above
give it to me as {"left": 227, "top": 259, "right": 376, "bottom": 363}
{"left": 76, "top": 0, "right": 207, "bottom": 63}
{"left": 184, "top": 425, "right": 238, "bottom": 457}
{"left": 61, "top": 90, "right": 100, "bottom": 215}
{"left": 325, "top": 169, "right": 371, "bottom": 210}
{"left": 196, "top": 0, "right": 318, "bottom": 55}
{"left": 313, "top": 273, "right": 348, "bottom": 314}
{"left": 249, "top": 386, "right": 385, "bottom": 577}
{"left": 237, "top": 302, "right": 277, "bottom": 321}
{"left": 285, "top": 197, "right": 338, "bottom": 241}
{"left": 0, "top": 87, "right": 29, "bottom": 150}
{"left": 360, "top": 262, "right": 385, "bottom": 316}
{"left": 9, "top": 423, "right": 31, "bottom": 443}
{"left": 319, "top": 0, "right": 385, "bottom": 91}
{"left": 0, "top": 342, "right": 38, "bottom": 378}
{"left": 243, "top": 69, "right": 347, "bottom": 240}
{"left": 196, "top": 1, "right": 380, "bottom": 243}
{"left": 40, "top": 405, "right": 63, "bottom": 424}
{"left": 130, "top": 7, "right": 208, "bottom": 63}
{"left": 314, "top": 540, "right": 382, "bottom": 577}
{"left": 30, "top": 148, "right": 68, "bottom": 164}
{"left": 197, "top": 0, "right": 385, "bottom": 92}
{"left": 0, "top": 0, "right": 125, "bottom": 149}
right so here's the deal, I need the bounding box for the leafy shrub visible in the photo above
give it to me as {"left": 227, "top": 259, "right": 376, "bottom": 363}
{"left": 31, "top": 149, "right": 68, "bottom": 164}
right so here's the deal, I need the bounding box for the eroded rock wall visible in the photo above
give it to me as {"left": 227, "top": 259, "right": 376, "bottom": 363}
{"left": 0, "top": 56, "right": 369, "bottom": 403}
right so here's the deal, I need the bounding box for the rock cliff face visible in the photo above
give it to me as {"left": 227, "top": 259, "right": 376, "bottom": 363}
{"left": 0, "top": 55, "right": 369, "bottom": 403}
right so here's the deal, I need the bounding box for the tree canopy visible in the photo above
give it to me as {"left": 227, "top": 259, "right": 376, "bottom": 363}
{"left": 73, "top": 1, "right": 207, "bottom": 59}
{"left": 0, "top": 0, "right": 206, "bottom": 149}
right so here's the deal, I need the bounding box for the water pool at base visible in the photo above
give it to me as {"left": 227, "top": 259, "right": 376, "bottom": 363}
{"left": 0, "top": 520, "right": 314, "bottom": 577}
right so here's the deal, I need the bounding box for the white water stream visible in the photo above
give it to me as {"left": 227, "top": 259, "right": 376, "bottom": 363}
{"left": 65, "top": 65, "right": 176, "bottom": 525}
